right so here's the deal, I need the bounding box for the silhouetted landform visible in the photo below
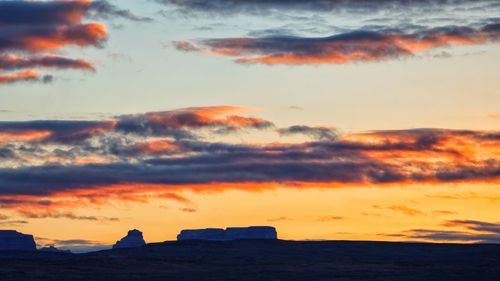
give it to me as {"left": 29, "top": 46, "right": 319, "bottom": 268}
{"left": 112, "top": 229, "right": 146, "bottom": 249}
{"left": 0, "top": 240, "right": 499, "bottom": 281}
{"left": 0, "top": 230, "right": 36, "bottom": 251}
{"left": 177, "top": 226, "right": 277, "bottom": 241}
{"left": 39, "top": 246, "right": 71, "bottom": 254}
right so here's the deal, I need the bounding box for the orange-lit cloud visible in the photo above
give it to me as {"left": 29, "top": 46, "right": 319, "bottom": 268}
{"left": 175, "top": 22, "right": 500, "bottom": 65}
{"left": 142, "top": 106, "right": 272, "bottom": 130}
{"left": 0, "top": 130, "right": 52, "bottom": 144}
{"left": 0, "top": 1, "right": 149, "bottom": 85}
{"left": 8, "top": 23, "right": 107, "bottom": 52}
{"left": 0, "top": 54, "right": 95, "bottom": 72}
{"left": 0, "top": 70, "right": 43, "bottom": 84}
{"left": 1, "top": 107, "right": 500, "bottom": 215}
{"left": 134, "top": 140, "right": 179, "bottom": 154}
{"left": 373, "top": 205, "right": 425, "bottom": 216}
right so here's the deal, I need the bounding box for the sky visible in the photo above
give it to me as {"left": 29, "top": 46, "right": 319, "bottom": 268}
{"left": 0, "top": 0, "right": 499, "bottom": 252}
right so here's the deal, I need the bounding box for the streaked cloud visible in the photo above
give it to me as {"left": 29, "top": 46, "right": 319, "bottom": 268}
{"left": 0, "top": 70, "right": 49, "bottom": 85}
{"left": 0, "top": 220, "right": 29, "bottom": 226}
{"left": 174, "top": 22, "right": 500, "bottom": 65}
{"left": 18, "top": 210, "right": 119, "bottom": 222}
{"left": 0, "top": 106, "right": 499, "bottom": 216}
{"left": 317, "top": 216, "right": 344, "bottom": 222}
{"left": 383, "top": 219, "right": 500, "bottom": 243}
{"left": 267, "top": 216, "right": 292, "bottom": 222}
{"left": 278, "top": 125, "right": 337, "bottom": 141}
{"left": 373, "top": 205, "right": 425, "bottom": 216}
{"left": 157, "top": 0, "right": 498, "bottom": 15}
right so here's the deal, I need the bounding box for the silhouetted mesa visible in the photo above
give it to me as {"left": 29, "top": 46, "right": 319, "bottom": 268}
{"left": 0, "top": 230, "right": 36, "bottom": 251}
{"left": 225, "top": 227, "right": 278, "bottom": 240}
{"left": 112, "top": 229, "right": 146, "bottom": 249}
{"left": 177, "top": 226, "right": 277, "bottom": 241}
{"left": 177, "top": 228, "right": 226, "bottom": 240}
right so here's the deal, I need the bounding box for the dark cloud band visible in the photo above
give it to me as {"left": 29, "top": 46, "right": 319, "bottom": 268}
{"left": 0, "top": 107, "right": 498, "bottom": 200}
{"left": 158, "top": 0, "right": 490, "bottom": 15}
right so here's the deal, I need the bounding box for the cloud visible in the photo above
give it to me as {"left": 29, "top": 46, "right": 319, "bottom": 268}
{"left": 0, "top": 106, "right": 270, "bottom": 153}
{"left": 18, "top": 210, "right": 119, "bottom": 222}
{"left": 279, "top": 125, "right": 337, "bottom": 141}
{"left": 317, "top": 216, "right": 344, "bottom": 222}
{"left": 267, "top": 216, "right": 292, "bottom": 222}
{"left": 0, "top": 220, "right": 29, "bottom": 226}
{"left": 373, "top": 205, "right": 425, "bottom": 216}
{"left": 0, "top": 70, "right": 40, "bottom": 84}
{"left": 36, "top": 237, "right": 111, "bottom": 253}
{"left": 174, "top": 22, "right": 500, "bottom": 65}
{"left": 0, "top": 0, "right": 149, "bottom": 24}
{"left": 0, "top": 55, "right": 95, "bottom": 72}
{"left": 0, "top": 120, "right": 116, "bottom": 144}
{"left": 0, "top": 1, "right": 148, "bottom": 85}
{"left": 87, "top": 1, "right": 153, "bottom": 22}
{"left": 382, "top": 219, "right": 500, "bottom": 243}
{"left": 0, "top": 23, "right": 107, "bottom": 52}
{"left": 443, "top": 220, "right": 500, "bottom": 234}
{"left": 157, "top": 0, "right": 493, "bottom": 15}
{"left": 0, "top": 107, "right": 500, "bottom": 213}
{"left": 426, "top": 192, "right": 500, "bottom": 202}
{"left": 388, "top": 229, "right": 500, "bottom": 243}
{"left": 432, "top": 210, "right": 458, "bottom": 216}
{"left": 116, "top": 106, "right": 274, "bottom": 137}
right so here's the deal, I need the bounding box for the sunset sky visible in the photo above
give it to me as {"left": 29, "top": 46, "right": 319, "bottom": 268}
{"left": 0, "top": 0, "right": 499, "bottom": 252}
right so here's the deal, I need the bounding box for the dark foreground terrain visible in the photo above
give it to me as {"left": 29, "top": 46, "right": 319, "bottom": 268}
{"left": 0, "top": 240, "right": 499, "bottom": 281}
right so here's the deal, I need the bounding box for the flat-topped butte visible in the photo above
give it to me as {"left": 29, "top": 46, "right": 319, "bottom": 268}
{"left": 177, "top": 226, "right": 277, "bottom": 241}
{"left": 0, "top": 230, "right": 36, "bottom": 251}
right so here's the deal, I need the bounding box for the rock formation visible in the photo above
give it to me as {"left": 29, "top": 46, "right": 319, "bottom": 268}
{"left": 177, "top": 228, "right": 226, "bottom": 241}
{"left": 0, "top": 230, "right": 37, "bottom": 251}
{"left": 112, "top": 229, "right": 146, "bottom": 249}
{"left": 177, "top": 226, "right": 277, "bottom": 241}
{"left": 225, "top": 227, "right": 277, "bottom": 240}
{"left": 39, "top": 245, "right": 71, "bottom": 253}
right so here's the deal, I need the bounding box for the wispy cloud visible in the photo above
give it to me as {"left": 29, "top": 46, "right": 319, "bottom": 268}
{"left": 0, "top": 220, "right": 28, "bottom": 226}
{"left": 267, "top": 216, "right": 292, "bottom": 222}
{"left": 373, "top": 205, "right": 425, "bottom": 216}
{"left": 18, "top": 210, "right": 119, "bottom": 222}
{"left": 317, "top": 216, "right": 344, "bottom": 222}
